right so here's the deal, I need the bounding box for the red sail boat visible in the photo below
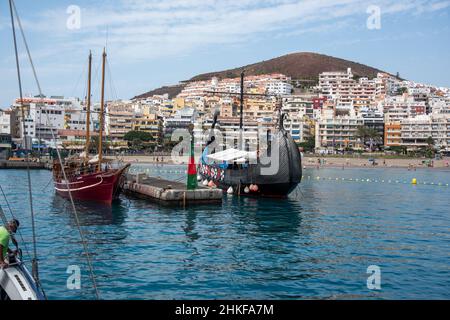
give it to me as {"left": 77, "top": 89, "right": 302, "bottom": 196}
{"left": 53, "top": 49, "right": 130, "bottom": 204}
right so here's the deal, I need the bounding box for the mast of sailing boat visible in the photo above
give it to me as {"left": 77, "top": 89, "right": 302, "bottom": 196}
{"left": 98, "top": 48, "right": 106, "bottom": 172}
{"left": 84, "top": 51, "right": 92, "bottom": 165}
{"left": 239, "top": 71, "right": 244, "bottom": 150}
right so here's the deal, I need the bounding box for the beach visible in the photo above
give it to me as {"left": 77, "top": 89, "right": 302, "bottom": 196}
{"left": 303, "top": 156, "right": 450, "bottom": 169}
{"left": 107, "top": 155, "right": 450, "bottom": 169}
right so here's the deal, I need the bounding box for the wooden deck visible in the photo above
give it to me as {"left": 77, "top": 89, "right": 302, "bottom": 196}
{"left": 123, "top": 174, "right": 223, "bottom": 206}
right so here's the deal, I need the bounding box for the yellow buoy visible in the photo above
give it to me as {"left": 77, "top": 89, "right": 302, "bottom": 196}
{"left": 411, "top": 179, "right": 417, "bottom": 185}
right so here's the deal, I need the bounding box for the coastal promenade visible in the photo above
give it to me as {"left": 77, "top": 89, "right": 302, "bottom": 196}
{"left": 107, "top": 155, "right": 450, "bottom": 169}
{"left": 303, "top": 156, "right": 450, "bottom": 169}
{"left": 0, "top": 160, "right": 46, "bottom": 169}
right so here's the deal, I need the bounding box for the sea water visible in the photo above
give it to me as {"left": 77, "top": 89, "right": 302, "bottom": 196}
{"left": 0, "top": 165, "right": 448, "bottom": 300}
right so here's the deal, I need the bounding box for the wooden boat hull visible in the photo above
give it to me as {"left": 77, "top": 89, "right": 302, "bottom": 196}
{"left": 213, "top": 179, "right": 298, "bottom": 198}
{"left": 54, "top": 164, "right": 130, "bottom": 204}
{"left": 199, "top": 166, "right": 300, "bottom": 198}
{"left": 199, "top": 130, "right": 302, "bottom": 198}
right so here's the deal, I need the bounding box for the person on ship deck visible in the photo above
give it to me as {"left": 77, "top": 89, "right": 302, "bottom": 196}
{"left": 0, "top": 219, "right": 20, "bottom": 269}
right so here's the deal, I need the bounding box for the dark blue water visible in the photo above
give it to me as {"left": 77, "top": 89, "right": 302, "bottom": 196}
{"left": 0, "top": 165, "right": 449, "bottom": 300}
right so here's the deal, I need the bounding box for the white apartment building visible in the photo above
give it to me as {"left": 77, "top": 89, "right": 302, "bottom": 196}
{"left": 216, "top": 79, "right": 241, "bottom": 94}
{"left": 401, "top": 114, "right": 450, "bottom": 151}
{"left": 283, "top": 95, "right": 314, "bottom": 143}
{"left": 0, "top": 109, "right": 11, "bottom": 134}
{"left": 164, "top": 107, "right": 198, "bottom": 140}
{"left": 374, "top": 72, "right": 402, "bottom": 98}
{"left": 10, "top": 96, "right": 97, "bottom": 147}
{"left": 318, "top": 68, "right": 377, "bottom": 112}
{"left": 361, "top": 108, "right": 385, "bottom": 146}
{"left": 203, "top": 116, "right": 274, "bottom": 151}
{"left": 106, "top": 100, "right": 138, "bottom": 143}
{"left": 352, "top": 78, "right": 377, "bottom": 111}
{"left": 408, "top": 86, "right": 431, "bottom": 96}
{"left": 382, "top": 95, "right": 426, "bottom": 121}
{"left": 282, "top": 118, "right": 311, "bottom": 144}
{"left": 429, "top": 96, "right": 450, "bottom": 115}
{"left": 319, "top": 68, "right": 354, "bottom": 97}
{"left": 177, "top": 74, "right": 292, "bottom": 102}
{"left": 315, "top": 109, "right": 364, "bottom": 151}
{"left": 177, "top": 79, "right": 217, "bottom": 102}
{"left": 266, "top": 80, "right": 293, "bottom": 95}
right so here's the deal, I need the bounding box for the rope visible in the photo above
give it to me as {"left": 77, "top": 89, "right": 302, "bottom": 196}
{"left": 8, "top": 0, "right": 44, "bottom": 298}
{"left": 55, "top": 176, "right": 104, "bottom": 192}
{"left": 10, "top": 0, "right": 100, "bottom": 299}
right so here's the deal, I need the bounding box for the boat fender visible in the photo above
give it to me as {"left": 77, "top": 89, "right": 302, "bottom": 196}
{"left": 244, "top": 186, "right": 250, "bottom": 194}
{"left": 227, "top": 187, "right": 234, "bottom": 194}
{"left": 202, "top": 180, "right": 209, "bottom": 186}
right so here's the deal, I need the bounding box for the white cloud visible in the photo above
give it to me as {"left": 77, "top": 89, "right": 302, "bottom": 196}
{"left": 1, "top": 0, "right": 448, "bottom": 105}
{"left": 14, "top": 0, "right": 446, "bottom": 63}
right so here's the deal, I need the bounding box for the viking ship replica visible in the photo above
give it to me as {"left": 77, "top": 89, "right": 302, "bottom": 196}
{"left": 52, "top": 50, "right": 130, "bottom": 204}
{"left": 198, "top": 72, "right": 302, "bottom": 197}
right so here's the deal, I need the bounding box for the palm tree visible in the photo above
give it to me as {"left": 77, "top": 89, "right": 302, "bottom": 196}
{"left": 367, "top": 128, "right": 382, "bottom": 151}
{"left": 356, "top": 126, "right": 381, "bottom": 152}
{"left": 356, "top": 126, "right": 369, "bottom": 149}
{"left": 426, "top": 136, "right": 434, "bottom": 148}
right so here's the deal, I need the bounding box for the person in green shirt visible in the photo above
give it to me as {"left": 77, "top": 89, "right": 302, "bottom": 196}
{"left": 0, "top": 219, "right": 20, "bottom": 269}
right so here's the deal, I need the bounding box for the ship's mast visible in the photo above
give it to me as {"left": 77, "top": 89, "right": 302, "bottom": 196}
{"left": 98, "top": 48, "right": 106, "bottom": 172}
{"left": 239, "top": 71, "right": 244, "bottom": 150}
{"left": 84, "top": 51, "right": 92, "bottom": 163}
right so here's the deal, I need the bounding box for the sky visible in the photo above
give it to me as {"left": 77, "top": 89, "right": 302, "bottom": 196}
{"left": 0, "top": 0, "right": 449, "bottom": 107}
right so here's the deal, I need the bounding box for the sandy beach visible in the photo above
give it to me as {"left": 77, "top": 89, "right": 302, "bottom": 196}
{"left": 302, "top": 156, "right": 450, "bottom": 169}
{"left": 108, "top": 155, "right": 450, "bottom": 169}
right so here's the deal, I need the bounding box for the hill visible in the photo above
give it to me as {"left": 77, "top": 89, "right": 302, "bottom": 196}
{"left": 135, "top": 52, "right": 393, "bottom": 99}
{"left": 190, "top": 52, "right": 390, "bottom": 81}
{"left": 133, "top": 84, "right": 185, "bottom": 100}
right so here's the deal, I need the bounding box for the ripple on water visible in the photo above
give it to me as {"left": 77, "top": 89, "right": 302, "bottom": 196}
{"left": 0, "top": 167, "right": 448, "bottom": 299}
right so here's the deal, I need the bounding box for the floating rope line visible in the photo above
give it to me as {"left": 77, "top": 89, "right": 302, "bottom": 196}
{"left": 301, "top": 176, "right": 449, "bottom": 187}
{"left": 11, "top": 0, "right": 100, "bottom": 299}
{"left": 129, "top": 168, "right": 189, "bottom": 175}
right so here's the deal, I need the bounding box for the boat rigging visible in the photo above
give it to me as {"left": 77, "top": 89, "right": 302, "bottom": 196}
{"left": 52, "top": 48, "right": 130, "bottom": 204}
{"left": 198, "top": 71, "right": 302, "bottom": 197}
{"left": 1, "top": 0, "right": 101, "bottom": 300}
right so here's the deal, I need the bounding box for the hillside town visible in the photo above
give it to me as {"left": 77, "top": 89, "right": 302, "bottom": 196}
{"left": 1, "top": 68, "right": 450, "bottom": 160}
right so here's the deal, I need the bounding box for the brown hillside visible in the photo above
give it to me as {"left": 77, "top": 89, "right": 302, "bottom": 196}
{"left": 133, "top": 84, "right": 185, "bottom": 100}
{"left": 134, "top": 52, "right": 394, "bottom": 99}
{"left": 190, "top": 52, "right": 390, "bottom": 81}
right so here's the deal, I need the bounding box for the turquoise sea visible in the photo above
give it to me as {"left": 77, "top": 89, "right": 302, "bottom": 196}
{"left": 0, "top": 165, "right": 449, "bottom": 300}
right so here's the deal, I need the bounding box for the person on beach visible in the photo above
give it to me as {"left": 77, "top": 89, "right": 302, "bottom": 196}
{"left": 0, "top": 219, "right": 20, "bottom": 269}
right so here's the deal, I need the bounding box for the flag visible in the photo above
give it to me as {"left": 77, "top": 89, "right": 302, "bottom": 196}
{"left": 187, "top": 136, "right": 198, "bottom": 190}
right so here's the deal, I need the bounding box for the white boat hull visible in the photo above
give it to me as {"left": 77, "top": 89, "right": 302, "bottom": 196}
{"left": 0, "top": 262, "right": 43, "bottom": 300}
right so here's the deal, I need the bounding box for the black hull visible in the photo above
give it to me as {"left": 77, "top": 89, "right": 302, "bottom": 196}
{"left": 199, "top": 129, "right": 302, "bottom": 198}
{"left": 200, "top": 176, "right": 298, "bottom": 197}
